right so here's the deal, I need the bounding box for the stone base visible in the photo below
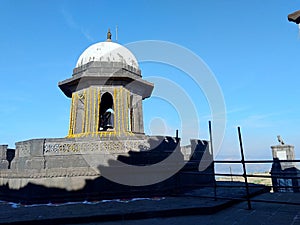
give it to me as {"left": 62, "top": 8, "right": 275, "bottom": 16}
{"left": 0, "top": 136, "right": 214, "bottom": 204}
{"left": 0, "top": 160, "right": 8, "bottom": 169}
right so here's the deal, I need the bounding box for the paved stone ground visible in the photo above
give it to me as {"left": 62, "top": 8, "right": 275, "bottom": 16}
{"left": 0, "top": 183, "right": 299, "bottom": 225}
{"left": 87, "top": 193, "right": 300, "bottom": 225}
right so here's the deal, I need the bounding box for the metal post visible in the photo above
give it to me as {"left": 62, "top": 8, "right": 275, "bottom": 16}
{"left": 237, "top": 126, "right": 252, "bottom": 210}
{"left": 209, "top": 121, "right": 217, "bottom": 200}
{"left": 175, "top": 129, "right": 180, "bottom": 192}
{"left": 229, "top": 166, "right": 233, "bottom": 182}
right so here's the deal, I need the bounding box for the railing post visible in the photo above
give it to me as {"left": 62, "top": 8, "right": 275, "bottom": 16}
{"left": 209, "top": 121, "right": 217, "bottom": 200}
{"left": 237, "top": 126, "right": 252, "bottom": 210}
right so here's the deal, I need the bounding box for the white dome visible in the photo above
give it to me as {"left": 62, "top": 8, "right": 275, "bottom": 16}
{"left": 76, "top": 41, "right": 139, "bottom": 69}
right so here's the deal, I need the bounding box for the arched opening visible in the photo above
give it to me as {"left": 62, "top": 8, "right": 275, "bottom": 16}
{"left": 99, "top": 92, "right": 114, "bottom": 131}
{"left": 128, "top": 95, "right": 134, "bottom": 132}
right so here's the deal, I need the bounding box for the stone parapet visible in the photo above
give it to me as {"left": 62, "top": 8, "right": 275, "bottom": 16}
{"left": 0, "top": 145, "right": 9, "bottom": 169}
{"left": 73, "top": 61, "right": 141, "bottom": 77}
{"left": 10, "top": 135, "right": 181, "bottom": 171}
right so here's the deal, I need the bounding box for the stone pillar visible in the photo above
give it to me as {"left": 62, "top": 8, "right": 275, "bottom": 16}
{"left": 271, "top": 143, "right": 298, "bottom": 192}
{"left": 271, "top": 144, "right": 295, "bottom": 169}
{"left": 68, "top": 87, "right": 106, "bottom": 136}
{"left": 0, "top": 145, "right": 9, "bottom": 169}
{"left": 131, "top": 95, "right": 144, "bottom": 134}
{"left": 12, "top": 139, "right": 45, "bottom": 171}
{"left": 137, "top": 97, "right": 144, "bottom": 134}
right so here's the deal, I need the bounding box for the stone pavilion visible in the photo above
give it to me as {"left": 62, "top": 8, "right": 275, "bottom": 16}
{"left": 0, "top": 30, "right": 213, "bottom": 203}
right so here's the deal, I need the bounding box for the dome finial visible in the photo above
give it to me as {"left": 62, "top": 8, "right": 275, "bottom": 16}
{"left": 106, "top": 28, "right": 112, "bottom": 42}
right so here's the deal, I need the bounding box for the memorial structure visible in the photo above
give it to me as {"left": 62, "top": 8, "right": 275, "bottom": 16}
{"left": 270, "top": 136, "right": 300, "bottom": 192}
{"left": 0, "top": 30, "right": 214, "bottom": 203}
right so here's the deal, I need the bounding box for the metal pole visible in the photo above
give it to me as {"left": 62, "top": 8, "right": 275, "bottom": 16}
{"left": 209, "top": 121, "right": 217, "bottom": 200}
{"left": 237, "top": 126, "right": 252, "bottom": 210}
{"left": 116, "top": 25, "right": 118, "bottom": 41}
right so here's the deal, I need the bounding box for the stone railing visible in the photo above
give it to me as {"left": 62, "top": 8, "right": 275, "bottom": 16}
{"left": 44, "top": 139, "right": 151, "bottom": 155}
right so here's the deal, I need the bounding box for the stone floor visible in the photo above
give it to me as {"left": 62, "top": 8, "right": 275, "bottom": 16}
{"left": 0, "top": 183, "right": 299, "bottom": 225}
{"left": 90, "top": 193, "right": 300, "bottom": 225}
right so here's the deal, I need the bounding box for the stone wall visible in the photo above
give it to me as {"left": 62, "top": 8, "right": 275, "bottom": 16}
{"left": 10, "top": 135, "right": 182, "bottom": 172}
{"left": 0, "top": 137, "right": 215, "bottom": 202}
{"left": 5, "top": 137, "right": 213, "bottom": 174}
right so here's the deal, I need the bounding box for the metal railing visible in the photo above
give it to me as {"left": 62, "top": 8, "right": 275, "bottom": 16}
{"left": 206, "top": 122, "right": 300, "bottom": 209}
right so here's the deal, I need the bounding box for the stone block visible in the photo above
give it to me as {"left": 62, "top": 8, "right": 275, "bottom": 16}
{"left": 25, "top": 157, "right": 45, "bottom": 170}
{"left": 29, "top": 139, "right": 45, "bottom": 157}
{"left": 16, "top": 141, "right": 30, "bottom": 158}
{"left": 181, "top": 145, "right": 191, "bottom": 160}
{"left": 190, "top": 139, "right": 210, "bottom": 161}
{"left": 12, "top": 157, "right": 28, "bottom": 170}
{"left": 0, "top": 160, "right": 9, "bottom": 169}
{"left": 0, "top": 145, "right": 8, "bottom": 160}
{"left": 45, "top": 155, "right": 89, "bottom": 169}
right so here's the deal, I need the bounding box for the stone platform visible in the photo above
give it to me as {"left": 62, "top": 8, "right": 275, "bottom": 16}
{"left": 0, "top": 136, "right": 214, "bottom": 204}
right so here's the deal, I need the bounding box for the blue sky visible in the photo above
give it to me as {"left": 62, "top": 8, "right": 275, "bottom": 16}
{"left": 0, "top": 0, "right": 299, "bottom": 164}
